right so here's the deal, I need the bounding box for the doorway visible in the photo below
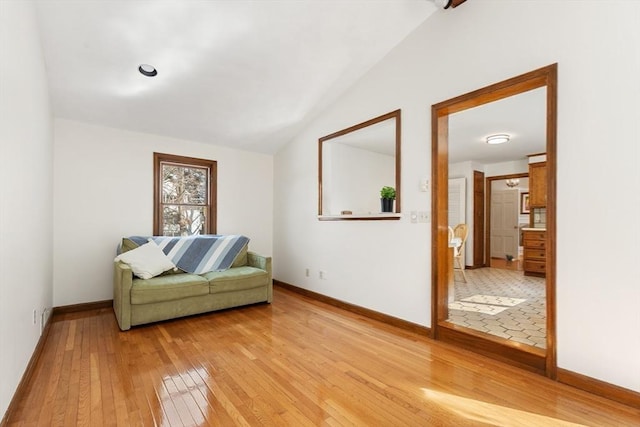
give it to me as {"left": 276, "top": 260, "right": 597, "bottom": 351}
{"left": 485, "top": 173, "right": 529, "bottom": 270}
{"left": 448, "top": 173, "right": 547, "bottom": 349}
{"left": 431, "top": 64, "right": 557, "bottom": 377}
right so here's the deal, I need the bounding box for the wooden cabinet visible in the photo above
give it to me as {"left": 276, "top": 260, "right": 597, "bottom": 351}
{"left": 529, "top": 161, "right": 547, "bottom": 208}
{"left": 523, "top": 229, "right": 546, "bottom": 277}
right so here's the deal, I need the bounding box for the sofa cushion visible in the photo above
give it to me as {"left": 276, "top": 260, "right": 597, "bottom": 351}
{"left": 119, "top": 238, "right": 180, "bottom": 276}
{"left": 131, "top": 274, "right": 209, "bottom": 304}
{"left": 201, "top": 266, "right": 269, "bottom": 294}
{"left": 114, "top": 240, "right": 176, "bottom": 279}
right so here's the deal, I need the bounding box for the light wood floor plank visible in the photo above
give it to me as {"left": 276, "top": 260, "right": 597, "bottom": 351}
{"left": 5, "top": 288, "right": 640, "bottom": 426}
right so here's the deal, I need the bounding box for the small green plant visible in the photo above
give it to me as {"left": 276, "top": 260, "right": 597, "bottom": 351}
{"left": 380, "top": 186, "right": 396, "bottom": 199}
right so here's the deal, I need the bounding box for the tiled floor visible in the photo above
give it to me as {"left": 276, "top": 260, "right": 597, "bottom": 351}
{"left": 448, "top": 267, "right": 546, "bottom": 349}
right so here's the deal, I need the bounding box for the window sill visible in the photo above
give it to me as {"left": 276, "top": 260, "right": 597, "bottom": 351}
{"left": 317, "top": 213, "right": 402, "bottom": 221}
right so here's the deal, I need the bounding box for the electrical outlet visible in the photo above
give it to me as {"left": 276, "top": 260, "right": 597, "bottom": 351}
{"left": 32, "top": 309, "right": 37, "bottom": 325}
{"left": 305, "top": 268, "right": 310, "bottom": 277}
{"left": 319, "top": 270, "right": 326, "bottom": 280}
{"left": 418, "top": 211, "right": 430, "bottom": 223}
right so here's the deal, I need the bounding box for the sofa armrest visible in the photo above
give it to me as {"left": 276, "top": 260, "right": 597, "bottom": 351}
{"left": 247, "top": 252, "right": 273, "bottom": 303}
{"left": 113, "top": 261, "right": 133, "bottom": 330}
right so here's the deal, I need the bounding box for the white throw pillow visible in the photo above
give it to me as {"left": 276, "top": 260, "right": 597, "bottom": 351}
{"left": 114, "top": 240, "right": 176, "bottom": 279}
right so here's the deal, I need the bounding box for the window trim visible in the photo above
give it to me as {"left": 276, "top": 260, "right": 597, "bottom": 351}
{"left": 153, "top": 152, "right": 217, "bottom": 236}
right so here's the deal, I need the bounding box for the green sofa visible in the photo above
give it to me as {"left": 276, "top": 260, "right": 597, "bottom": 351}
{"left": 113, "top": 239, "right": 272, "bottom": 331}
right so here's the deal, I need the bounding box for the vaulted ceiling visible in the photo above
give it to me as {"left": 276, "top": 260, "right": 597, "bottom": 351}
{"left": 34, "top": 1, "right": 438, "bottom": 154}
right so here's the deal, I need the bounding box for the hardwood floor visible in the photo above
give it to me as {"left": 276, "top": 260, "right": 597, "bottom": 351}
{"left": 6, "top": 287, "right": 639, "bottom": 426}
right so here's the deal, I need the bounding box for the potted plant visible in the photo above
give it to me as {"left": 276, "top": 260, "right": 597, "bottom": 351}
{"left": 380, "top": 186, "right": 396, "bottom": 212}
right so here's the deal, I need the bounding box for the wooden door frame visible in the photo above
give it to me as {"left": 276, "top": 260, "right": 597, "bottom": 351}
{"left": 431, "top": 64, "right": 557, "bottom": 377}
{"left": 485, "top": 172, "right": 529, "bottom": 266}
{"left": 472, "top": 170, "right": 485, "bottom": 268}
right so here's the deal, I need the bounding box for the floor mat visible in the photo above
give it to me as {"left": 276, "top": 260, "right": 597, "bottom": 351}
{"left": 448, "top": 301, "right": 510, "bottom": 315}
{"left": 461, "top": 294, "right": 526, "bottom": 307}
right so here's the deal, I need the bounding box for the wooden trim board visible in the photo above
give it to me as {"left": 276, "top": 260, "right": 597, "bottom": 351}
{"left": 51, "top": 299, "right": 113, "bottom": 315}
{"left": 557, "top": 368, "right": 640, "bottom": 409}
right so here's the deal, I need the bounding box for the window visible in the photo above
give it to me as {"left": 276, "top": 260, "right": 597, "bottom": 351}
{"left": 153, "top": 153, "right": 217, "bottom": 236}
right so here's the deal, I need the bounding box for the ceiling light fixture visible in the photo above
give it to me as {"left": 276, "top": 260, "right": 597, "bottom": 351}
{"left": 505, "top": 178, "right": 520, "bottom": 188}
{"left": 138, "top": 64, "right": 157, "bottom": 77}
{"left": 486, "top": 134, "right": 510, "bottom": 145}
{"left": 434, "top": 0, "right": 453, "bottom": 8}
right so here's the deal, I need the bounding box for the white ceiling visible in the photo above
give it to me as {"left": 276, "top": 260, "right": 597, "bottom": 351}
{"left": 34, "top": 0, "right": 438, "bottom": 154}
{"left": 448, "top": 87, "right": 547, "bottom": 165}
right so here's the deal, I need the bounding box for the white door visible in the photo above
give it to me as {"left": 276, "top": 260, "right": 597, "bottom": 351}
{"left": 448, "top": 178, "right": 466, "bottom": 226}
{"left": 490, "top": 190, "right": 519, "bottom": 259}
{"left": 448, "top": 177, "right": 466, "bottom": 265}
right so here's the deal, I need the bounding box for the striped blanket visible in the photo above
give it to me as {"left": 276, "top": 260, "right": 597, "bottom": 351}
{"left": 127, "top": 235, "right": 249, "bottom": 274}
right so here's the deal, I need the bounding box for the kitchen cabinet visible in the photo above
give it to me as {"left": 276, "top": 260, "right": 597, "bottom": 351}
{"left": 523, "top": 229, "right": 546, "bottom": 277}
{"left": 529, "top": 161, "right": 547, "bottom": 208}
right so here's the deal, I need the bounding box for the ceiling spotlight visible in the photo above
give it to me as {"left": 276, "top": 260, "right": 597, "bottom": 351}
{"left": 138, "top": 64, "right": 157, "bottom": 77}
{"left": 486, "top": 134, "right": 510, "bottom": 145}
{"left": 434, "top": 0, "right": 453, "bottom": 8}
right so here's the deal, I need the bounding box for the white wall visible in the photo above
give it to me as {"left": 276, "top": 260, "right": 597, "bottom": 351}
{"left": 274, "top": 0, "right": 640, "bottom": 392}
{"left": 0, "top": 1, "right": 53, "bottom": 419}
{"left": 484, "top": 159, "right": 529, "bottom": 178}
{"left": 324, "top": 143, "right": 395, "bottom": 215}
{"left": 53, "top": 119, "right": 273, "bottom": 307}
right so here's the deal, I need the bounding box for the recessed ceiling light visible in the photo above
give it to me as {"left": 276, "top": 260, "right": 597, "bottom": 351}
{"left": 486, "top": 134, "right": 510, "bottom": 145}
{"left": 138, "top": 64, "right": 157, "bottom": 77}
{"left": 434, "top": 0, "right": 453, "bottom": 9}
